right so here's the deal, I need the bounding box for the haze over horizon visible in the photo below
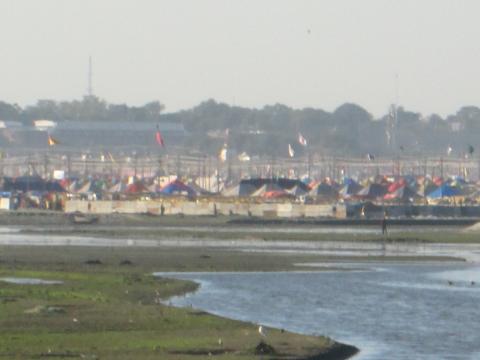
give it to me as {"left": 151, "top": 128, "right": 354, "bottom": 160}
{"left": 1, "top": 0, "right": 480, "bottom": 117}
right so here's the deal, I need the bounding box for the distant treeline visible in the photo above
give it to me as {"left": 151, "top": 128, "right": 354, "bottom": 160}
{"left": 0, "top": 96, "right": 164, "bottom": 124}
{"left": 1, "top": 96, "right": 479, "bottom": 157}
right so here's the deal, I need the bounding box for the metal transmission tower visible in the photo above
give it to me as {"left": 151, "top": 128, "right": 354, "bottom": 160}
{"left": 87, "top": 56, "right": 93, "bottom": 97}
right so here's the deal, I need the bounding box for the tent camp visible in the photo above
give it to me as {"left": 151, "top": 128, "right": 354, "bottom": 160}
{"left": 1, "top": 176, "right": 65, "bottom": 193}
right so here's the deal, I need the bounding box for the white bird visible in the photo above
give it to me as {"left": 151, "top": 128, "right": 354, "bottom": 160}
{"left": 258, "top": 325, "right": 266, "bottom": 337}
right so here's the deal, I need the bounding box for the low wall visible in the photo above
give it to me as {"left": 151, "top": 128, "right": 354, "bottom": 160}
{"left": 65, "top": 199, "right": 346, "bottom": 219}
{"left": 347, "top": 203, "right": 480, "bottom": 218}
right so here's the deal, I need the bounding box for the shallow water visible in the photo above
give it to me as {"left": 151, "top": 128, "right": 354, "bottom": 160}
{"left": 1, "top": 227, "right": 480, "bottom": 262}
{"left": 0, "top": 277, "right": 62, "bottom": 285}
{"left": 161, "top": 264, "right": 480, "bottom": 360}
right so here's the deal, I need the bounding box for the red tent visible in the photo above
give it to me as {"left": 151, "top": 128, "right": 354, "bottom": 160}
{"left": 125, "top": 181, "right": 148, "bottom": 194}
{"left": 262, "top": 190, "right": 293, "bottom": 199}
{"left": 387, "top": 178, "right": 406, "bottom": 193}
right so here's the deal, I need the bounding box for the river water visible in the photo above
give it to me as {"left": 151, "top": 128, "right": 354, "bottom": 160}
{"left": 162, "top": 264, "right": 480, "bottom": 360}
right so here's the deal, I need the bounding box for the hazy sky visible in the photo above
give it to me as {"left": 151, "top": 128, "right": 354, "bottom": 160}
{"left": 1, "top": 0, "right": 479, "bottom": 117}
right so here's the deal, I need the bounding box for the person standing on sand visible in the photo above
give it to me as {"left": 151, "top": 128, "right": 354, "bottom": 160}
{"left": 381, "top": 212, "right": 388, "bottom": 235}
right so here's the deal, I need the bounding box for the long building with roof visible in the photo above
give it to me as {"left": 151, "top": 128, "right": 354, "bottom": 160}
{"left": 0, "top": 120, "right": 186, "bottom": 153}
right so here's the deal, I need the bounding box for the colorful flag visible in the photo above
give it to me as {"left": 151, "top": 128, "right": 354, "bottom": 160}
{"left": 155, "top": 130, "right": 165, "bottom": 147}
{"left": 47, "top": 134, "right": 60, "bottom": 146}
{"left": 288, "top": 144, "right": 295, "bottom": 158}
{"left": 219, "top": 144, "right": 227, "bottom": 162}
{"left": 298, "top": 133, "right": 307, "bottom": 146}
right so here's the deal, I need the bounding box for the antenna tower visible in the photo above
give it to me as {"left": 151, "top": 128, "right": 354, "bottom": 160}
{"left": 87, "top": 56, "right": 93, "bottom": 96}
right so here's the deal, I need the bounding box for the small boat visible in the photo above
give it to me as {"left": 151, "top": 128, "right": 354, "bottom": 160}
{"left": 68, "top": 212, "right": 99, "bottom": 225}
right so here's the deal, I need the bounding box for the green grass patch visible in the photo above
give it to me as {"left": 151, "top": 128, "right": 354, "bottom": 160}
{"left": 0, "top": 259, "right": 343, "bottom": 359}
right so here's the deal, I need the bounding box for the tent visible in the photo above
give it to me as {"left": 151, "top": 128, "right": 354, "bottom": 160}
{"left": 146, "top": 183, "right": 161, "bottom": 193}
{"left": 356, "top": 183, "right": 387, "bottom": 199}
{"left": 338, "top": 182, "right": 362, "bottom": 198}
{"left": 285, "top": 185, "right": 308, "bottom": 197}
{"left": 77, "top": 181, "right": 94, "bottom": 194}
{"left": 309, "top": 182, "right": 338, "bottom": 199}
{"left": 262, "top": 190, "right": 293, "bottom": 199}
{"left": 159, "top": 179, "right": 195, "bottom": 196}
{"left": 125, "top": 181, "right": 148, "bottom": 194}
{"left": 187, "top": 181, "right": 214, "bottom": 196}
{"left": 108, "top": 182, "right": 127, "bottom": 193}
{"left": 222, "top": 183, "right": 257, "bottom": 197}
{"left": 387, "top": 178, "right": 406, "bottom": 193}
{"left": 384, "top": 186, "right": 421, "bottom": 202}
{"left": 418, "top": 179, "right": 438, "bottom": 197}
{"left": 45, "top": 181, "right": 66, "bottom": 192}
{"left": 66, "top": 180, "right": 79, "bottom": 193}
{"left": 238, "top": 178, "right": 309, "bottom": 193}
{"left": 251, "top": 183, "right": 285, "bottom": 197}
{"left": 1, "top": 176, "right": 65, "bottom": 193}
{"left": 427, "top": 184, "right": 461, "bottom": 198}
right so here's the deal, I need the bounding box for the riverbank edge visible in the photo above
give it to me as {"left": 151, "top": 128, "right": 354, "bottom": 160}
{"left": 304, "top": 342, "right": 359, "bottom": 360}
{"left": 163, "top": 276, "right": 359, "bottom": 360}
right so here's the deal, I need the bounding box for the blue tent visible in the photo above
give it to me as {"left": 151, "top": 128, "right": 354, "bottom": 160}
{"left": 159, "top": 180, "right": 196, "bottom": 196}
{"left": 339, "top": 182, "right": 362, "bottom": 197}
{"left": 356, "top": 183, "right": 387, "bottom": 199}
{"left": 427, "top": 184, "right": 461, "bottom": 198}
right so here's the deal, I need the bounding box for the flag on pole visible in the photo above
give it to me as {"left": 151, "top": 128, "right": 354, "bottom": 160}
{"left": 47, "top": 134, "right": 60, "bottom": 146}
{"left": 288, "top": 144, "right": 295, "bottom": 158}
{"left": 219, "top": 144, "right": 227, "bottom": 162}
{"left": 238, "top": 152, "right": 250, "bottom": 162}
{"left": 155, "top": 129, "right": 165, "bottom": 147}
{"left": 385, "top": 129, "right": 391, "bottom": 145}
{"left": 107, "top": 152, "right": 116, "bottom": 163}
{"left": 298, "top": 133, "right": 307, "bottom": 146}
